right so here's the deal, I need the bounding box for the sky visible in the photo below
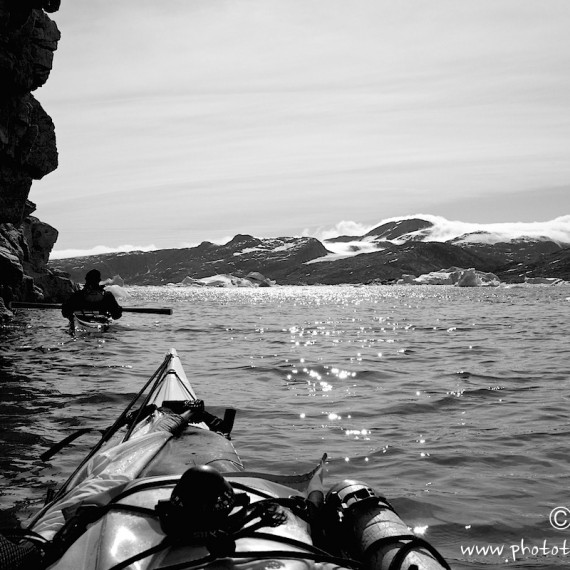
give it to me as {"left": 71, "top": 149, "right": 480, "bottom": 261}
{"left": 31, "top": 0, "right": 570, "bottom": 258}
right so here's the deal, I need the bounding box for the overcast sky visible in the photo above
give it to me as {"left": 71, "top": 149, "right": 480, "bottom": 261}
{"left": 32, "top": 0, "right": 570, "bottom": 257}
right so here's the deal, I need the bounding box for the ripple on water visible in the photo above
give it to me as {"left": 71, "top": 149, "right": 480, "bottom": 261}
{"left": 2, "top": 284, "right": 570, "bottom": 568}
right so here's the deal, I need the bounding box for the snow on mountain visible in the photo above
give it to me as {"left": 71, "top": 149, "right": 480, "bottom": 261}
{"left": 50, "top": 214, "right": 570, "bottom": 262}
{"left": 314, "top": 214, "right": 570, "bottom": 259}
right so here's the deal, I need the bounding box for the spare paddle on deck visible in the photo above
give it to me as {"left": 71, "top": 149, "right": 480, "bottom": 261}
{"left": 40, "top": 428, "right": 103, "bottom": 461}
{"left": 11, "top": 302, "right": 173, "bottom": 315}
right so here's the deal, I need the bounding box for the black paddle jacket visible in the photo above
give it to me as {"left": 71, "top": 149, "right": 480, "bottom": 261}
{"left": 61, "top": 286, "right": 123, "bottom": 320}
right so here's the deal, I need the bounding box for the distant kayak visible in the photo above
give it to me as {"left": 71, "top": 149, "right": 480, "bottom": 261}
{"left": 73, "top": 311, "right": 112, "bottom": 331}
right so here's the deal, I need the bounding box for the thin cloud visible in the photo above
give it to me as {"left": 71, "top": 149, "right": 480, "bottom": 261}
{"left": 51, "top": 215, "right": 570, "bottom": 261}
{"left": 413, "top": 214, "right": 570, "bottom": 245}
{"left": 50, "top": 244, "right": 159, "bottom": 260}
{"left": 302, "top": 220, "right": 378, "bottom": 240}
{"left": 50, "top": 236, "right": 234, "bottom": 260}
{"left": 309, "top": 214, "right": 570, "bottom": 245}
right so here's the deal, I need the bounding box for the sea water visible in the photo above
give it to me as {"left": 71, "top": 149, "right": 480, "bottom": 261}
{"left": 1, "top": 284, "right": 570, "bottom": 568}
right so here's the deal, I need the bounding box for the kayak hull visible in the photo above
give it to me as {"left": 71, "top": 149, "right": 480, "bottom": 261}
{"left": 23, "top": 348, "right": 450, "bottom": 570}
{"left": 44, "top": 474, "right": 317, "bottom": 570}
{"left": 73, "top": 312, "right": 112, "bottom": 331}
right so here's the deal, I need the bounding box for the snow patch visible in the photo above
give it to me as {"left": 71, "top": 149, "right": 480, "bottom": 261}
{"left": 308, "top": 214, "right": 570, "bottom": 246}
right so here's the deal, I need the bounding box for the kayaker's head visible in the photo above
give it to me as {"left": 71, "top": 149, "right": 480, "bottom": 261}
{"left": 85, "top": 269, "right": 102, "bottom": 287}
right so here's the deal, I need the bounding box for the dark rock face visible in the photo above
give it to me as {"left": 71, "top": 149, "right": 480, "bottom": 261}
{"left": 326, "top": 218, "right": 434, "bottom": 244}
{"left": 0, "top": 3, "right": 60, "bottom": 222}
{"left": 494, "top": 247, "right": 570, "bottom": 282}
{"left": 0, "top": 2, "right": 71, "bottom": 320}
{"left": 451, "top": 237, "right": 563, "bottom": 266}
{"left": 278, "top": 241, "right": 496, "bottom": 285}
{"left": 50, "top": 229, "right": 570, "bottom": 288}
{"left": 49, "top": 236, "right": 331, "bottom": 286}
{"left": 0, "top": 207, "right": 73, "bottom": 299}
{"left": 325, "top": 218, "right": 434, "bottom": 244}
{"left": 364, "top": 218, "right": 434, "bottom": 240}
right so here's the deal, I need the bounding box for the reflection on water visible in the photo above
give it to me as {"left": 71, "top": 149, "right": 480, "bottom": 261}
{"left": 1, "top": 284, "right": 570, "bottom": 567}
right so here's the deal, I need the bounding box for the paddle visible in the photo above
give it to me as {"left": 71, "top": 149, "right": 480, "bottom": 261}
{"left": 38, "top": 353, "right": 173, "bottom": 507}
{"left": 11, "top": 302, "right": 173, "bottom": 315}
{"left": 40, "top": 428, "right": 104, "bottom": 461}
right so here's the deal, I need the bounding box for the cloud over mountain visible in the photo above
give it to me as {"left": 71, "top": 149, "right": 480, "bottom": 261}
{"left": 51, "top": 214, "right": 570, "bottom": 261}
{"left": 310, "top": 214, "right": 570, "bottom": 259}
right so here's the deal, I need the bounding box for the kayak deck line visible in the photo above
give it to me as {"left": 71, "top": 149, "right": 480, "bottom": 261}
{"left": 3, "top": 348, "right": 451, "bottom": 570}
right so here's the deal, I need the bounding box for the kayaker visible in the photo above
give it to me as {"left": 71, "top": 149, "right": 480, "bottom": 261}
{"left": 61, "top": 269, "right": 123, "bottom": 322}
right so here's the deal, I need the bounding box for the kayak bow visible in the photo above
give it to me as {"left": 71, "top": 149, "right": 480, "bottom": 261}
{"left": 9, "top": 349, "right": 451, "bottom": 570}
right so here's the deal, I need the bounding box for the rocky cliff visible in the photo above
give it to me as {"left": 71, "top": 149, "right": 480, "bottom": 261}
{"left": 0, "top": 0, "right": 73, "bottom": 320}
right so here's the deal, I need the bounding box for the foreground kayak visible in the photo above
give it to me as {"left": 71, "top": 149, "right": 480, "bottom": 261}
{"left": 3, "top": 349, "right": 451, "bottom": 570}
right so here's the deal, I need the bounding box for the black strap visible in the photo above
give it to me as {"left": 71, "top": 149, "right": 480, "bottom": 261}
{"left": 158, "top": 549, "right": 362, "bottom": 570}
{"left": 107, "top": 538, "right": 171, "bottom": 570}
{"left": 111, "top": 478, "right": 178, "bottom": 503}
{"left": 104, "top": 503, "right": 158, "bottom": 518}
{"left": 49, "top": 487, "right": 449, "bottom": 570}
{"left": 388, "top": 536, "right": 450, "bottom": 570}
{"left": 105, "top": 499, "right": 363, "bottom": 570}
{"left": 246, "top": 530, "right": 360, "bottom": 565}
{"left": 0, "top": 528, "right": 49, "bottom": 545}
{"left": 48, "top": 502, "right": 160, "bottom": 566}
{"left": 361, "top": 534, "right": 450, "bottom": 570}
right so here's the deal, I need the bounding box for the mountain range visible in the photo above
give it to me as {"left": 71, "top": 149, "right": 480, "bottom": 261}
{"left": 49, "top": 216, "right": 570, "bottom": 286}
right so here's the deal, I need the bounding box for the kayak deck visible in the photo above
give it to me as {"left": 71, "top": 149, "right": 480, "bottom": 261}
{"left": 19, "top": 348, "right": 451, "bottom": 570}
